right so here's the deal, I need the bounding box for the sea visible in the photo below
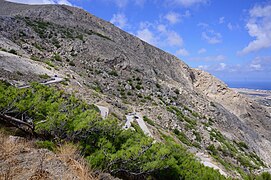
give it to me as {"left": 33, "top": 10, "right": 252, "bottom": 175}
{"left": 225, "top": 81, "right": 271, "bottom": 90}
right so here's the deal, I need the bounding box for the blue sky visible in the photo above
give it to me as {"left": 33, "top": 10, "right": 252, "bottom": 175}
{"left": 8, "top": 0, "right": 271, "bottom": 84}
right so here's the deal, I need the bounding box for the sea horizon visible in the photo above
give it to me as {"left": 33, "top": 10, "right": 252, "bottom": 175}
{"left": 225, "top": 81, "right": 271, "bottom": 90}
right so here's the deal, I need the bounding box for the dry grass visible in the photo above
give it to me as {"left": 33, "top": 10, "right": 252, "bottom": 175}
{"left": 0, "top": 131, "right": 33, "bottom": 161}
{"left": 29, "top": 169, "right": 51, "bottom": 180}
{"left": 56, "top": 143, "right": 97, "bottom": 180}
{"left": 29, "top": 151, "right": 52, "bottom": 180}
{"left": 0, "top": 131, "right": 97, "bottom": 180}
{"left": 0, "top": 132, "right": 31, "bottom": 180}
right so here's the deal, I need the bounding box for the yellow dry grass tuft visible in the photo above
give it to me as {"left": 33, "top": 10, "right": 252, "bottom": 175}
{"left": 56, "top": 143, "right": 97, "bottom": 180}
{"left": 0, "top": 131, "right": 31, "bottom": 179}
{"left": 0, "top": 131, "right": 32, "bottom": 161}
{"left": 0, "top": 131, "right": 97, "bottom": 180}
{"left": 29, "top": 169, "right": 51, "bottom": 180}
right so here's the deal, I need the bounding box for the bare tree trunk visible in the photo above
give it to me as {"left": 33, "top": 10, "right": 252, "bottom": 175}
{"left": 0, "top": 113, "right": 34, "bottom": 132}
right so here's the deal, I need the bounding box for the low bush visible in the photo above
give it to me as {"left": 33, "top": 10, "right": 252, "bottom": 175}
{"left": 8, "top": 49, "right": 17, "bottom": 55}
{"left": 143, "top": 116, "right": 155, "bottom": 126}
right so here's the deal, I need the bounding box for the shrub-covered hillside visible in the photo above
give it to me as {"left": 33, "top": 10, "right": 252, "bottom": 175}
{"left": 0, "top": 81, "right": 231, "bottom": 179}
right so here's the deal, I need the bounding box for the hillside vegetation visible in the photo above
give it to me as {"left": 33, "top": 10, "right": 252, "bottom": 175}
{"left": 0, "top": 81, "right": 227, "bottom": 179}
{"left": 1, "top": 81, "right": 271, "bottom": 179}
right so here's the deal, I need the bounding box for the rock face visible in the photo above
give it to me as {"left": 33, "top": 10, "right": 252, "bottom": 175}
{"left": 0, "top": 0, "right": 271, "bottom": 176}
{"left": 193, "top": 69, "right": 271, "bottom": 164}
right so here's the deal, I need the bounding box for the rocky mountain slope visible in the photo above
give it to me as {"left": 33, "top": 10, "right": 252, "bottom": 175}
{"left": 0, "top": 0, "right": 270, "bottom": 178}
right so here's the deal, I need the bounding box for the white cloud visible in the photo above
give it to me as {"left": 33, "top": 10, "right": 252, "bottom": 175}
{"left": 189, "top": 55, "right": 225, "bottom": 62}
{"left": 249, "top": 64, "right": 262, "bottom": 71}
{"left": 248, "top": 56, "right": 271, "bottom": 71}
{"left": 172, "top": 0, "right": 208, "bottom": 7}
{"left": 56, "top": 0, "right": 71, "bottom": 5}
{"left": 202, "top": 30, "right": 222, "bottom": 44}
{"left": 183, "top": 10, "right": 191, "bottom": 17}
{"left": 136, "top": 28, "right": 157, "bottom": 45}
{"left": 110, "top": 13, "right": 127, "bottom": 29}
{"left": 227, "top": 23, "right": 233, "bottom": 31}
{"left": 198, "top": 22, "right": 222, "bottom": 44}
{"left": 219, "top": 17, "right": 225, "bottom": 24}
{"left": 197, "top": 65, "right": 209, "bottom": 70}
{"left": 157, "top": 24, "right": 167, "bottom": 33}
{"left": 164, "top": 11, "right": 190, "bottom": 24}
{"left": 7, "top": 0, "right": 71, "bottom": 5}
{"left": 197, "top": 22, "right": 209, "bottom": 28}
{"left": 216, "top": 62, "right": 226, "bottom": 71}
{"left": 227, "top": 22, "right": 240, "bottom": 31}
{"left": 104, "top": 0, "right": 146, "bottom": 8}
{"left": 198, "top": 48, "right": 206, "bottom": 54}
{"left": 176, "top": 48, "right": 189, "bottom": 56}
{"left": 115, "top": 0, "right": 128, "bottom": 8}
{"left": 166, "top": 31, "right": 183, "bottom": 46}
{"left": 165, "top": 12, "right": 181, "bottom": 24}
{"left": 134, "top": 0, "right": 146, "bottom": 6}
{"left": 239, "top": 4, "right": 271, "bottom": 54}
{"left": 197, "top": 62, "right": 227, "bottom": 72}
{"left": 135, "top": 22, "right": 184, "bottom": 49}
{"left": 139, "top": 21, "right": 153, "bottom": 29}
{"left": 197, "top": 56, "right": 271, "bottom": 76}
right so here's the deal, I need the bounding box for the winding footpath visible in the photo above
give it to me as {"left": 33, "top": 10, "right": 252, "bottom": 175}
{"left": 123, "top": 112, "right": 153, "bottom": 137}
{"left": 18, "top": 77, "right": 63, "bottom": 89}
{"left": 95, "top": 105, "right": 109, "bottom": 119}
{"left": 196, "top": 152, "right": 227, "bottom": 177}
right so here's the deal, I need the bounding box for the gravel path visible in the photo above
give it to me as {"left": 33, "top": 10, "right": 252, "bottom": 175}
{"left": 124, "top": 112, "right": 153, "bottom": 137}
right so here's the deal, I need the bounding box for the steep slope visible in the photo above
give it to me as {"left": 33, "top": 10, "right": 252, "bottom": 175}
{"left": 193, "top": 69, "right": 271, "bottom": 163}
{"left": 0, "top": 0, "right": 271, "bottom": 177}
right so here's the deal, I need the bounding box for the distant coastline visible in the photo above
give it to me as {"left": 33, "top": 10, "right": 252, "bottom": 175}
{"left": 225, "top": 81, "right": 271, "bottom": 90}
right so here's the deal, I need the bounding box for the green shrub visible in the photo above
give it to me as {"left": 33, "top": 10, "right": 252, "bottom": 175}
{"left": 76, "top": 34, "right": 84, "bottom": 41}
{"left": 108, "top": 70, "right": 118, "bottom": 76}
{"left": 69, "top": 61, "right": 75, "bottom": 66}
{"left": 237, "top": 141, "right": 249, "bottom": 150}
{"left": 192, "top": 142, "right": 201, "bottom": 148}
{"left": 34, "top": 43, "right": 43, "bottom": 51}
{"left": 54, "top": 53, "right": 62, "bottom": 61}
{"left": 93, "top": 84, "right": 102, "bottom": 93}
{"left": 173, "top": 128, "right": 180, "bottom": 135}
{"left": 193, "top": 131, "right": 202, "bottom": 142}
{"left": 207, "top": 144, "right": 218, "bottom": 156}
{"left": 174, "top": 89, "right": 180, "bottom": 94}
{"left": 16, "top": 71, "right": 23, "bottom": 76}
{"left": 45, "top": 60, "right": 55, "bottom": 67}
{"left": 237, "top": 155, "right": 255, "bottom": 169}
{"left": 36, "top": 140, "right": 56, "bottom": 151}
{"left": 144, "top": 95, "right": 152, "bottom": 100}
{"left": 39, "top": 73, "right": 50, "bottom": 79}
{"left": 143, "top": 116, "right": 155, "bottom": 126}
{"left": 52, "top": 38, "right": 61, "bottom": 48}
{"left": 177, "top": 132, "right": 191, "bottom": 146}
{"left": 8, "top": 49, "right": 17, "bottom": 55}
{"left": 30, "top": 55, "right": 40, "bottom": 61}
{"left": 135, "top": 84, "right": 142, "bottom": 90}
{"left": 0, "top": 47, "right": 7, "bottom": 52}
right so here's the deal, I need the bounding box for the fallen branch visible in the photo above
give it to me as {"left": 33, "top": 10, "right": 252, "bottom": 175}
{"left": 0, "top": 113, "right": 34, "bottom": 131}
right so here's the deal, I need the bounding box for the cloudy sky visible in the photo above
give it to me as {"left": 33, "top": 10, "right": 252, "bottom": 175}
{"left": 8, "top": 0, "right": 271, "bottom": 85}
